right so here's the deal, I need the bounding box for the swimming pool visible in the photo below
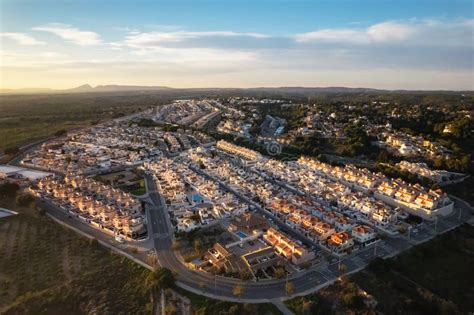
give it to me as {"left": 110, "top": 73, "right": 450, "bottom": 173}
{"left": 235, "top": 231, "right": 248, "bottom": 239}
{"left": 191, "top": 194, "right": 203, "bottom": 203}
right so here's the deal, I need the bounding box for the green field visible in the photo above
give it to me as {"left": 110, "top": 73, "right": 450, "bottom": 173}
{"left": 119, "top": 179, "right": 147, "bottom": 196}
{"left": 0, "top": 92, "right": 175, "bottom": 151}
{"left": 0, "top": 198, "right": 153, "bottom": 314}
{"left": 0, "top": 196, "right": 283, "bottom": 314}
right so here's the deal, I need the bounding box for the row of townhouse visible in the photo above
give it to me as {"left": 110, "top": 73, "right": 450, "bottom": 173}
{"left": 255, "top": 157, "right": 399, "bottom": 232}
{"left": 216, "top": 140, "right": 262, "bottom": 161}
{"left": 189, "top": 152, "right": 324, "bottom": 259}
{"left": 268, "top": 197, "right": 377, "bottom": 254}
{"left": 163, "top": 133, "right": 182, "bottom": 152}
{"left": 32, "top": 175, "right": 146, "bottom": 239}
{"left": 375, "top": 180, "right": 453, "bottom": 219}
{"left": 396, "top": 160, "right": 452, "bottom": 183}
{"left": 23, "top": 122, "right": 165, "bottom": 174}
{"left": 298, "top": 156, "right": 453, "bottom": 220}
{"left": 154, "top": 100, "right": 217, "bottom": 125}
{"left": 193, "top": 149, "right": 378, "bottom": 256}
{"left": 298, "top": 156, "right": 384, "bottom": 192}
{"left": 144, "top": 159, "right": 247, "bottom": 233}
{"left": 263, "top": 228, "right": 315, "bottom": 266}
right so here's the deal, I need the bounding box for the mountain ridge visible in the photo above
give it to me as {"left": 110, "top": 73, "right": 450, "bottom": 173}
{"left": 0, "top": 84, "right": 471, "bottom": 95}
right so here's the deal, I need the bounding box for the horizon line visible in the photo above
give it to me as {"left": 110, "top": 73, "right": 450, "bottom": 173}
{"left": 1, "top": 84, "right": 473, "bottom": 93}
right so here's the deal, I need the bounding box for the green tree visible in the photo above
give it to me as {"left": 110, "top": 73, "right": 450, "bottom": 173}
{"left": 145, "top": 267, "right": 175, "bottom": 292}
{"left": 165, "top": 303, "right": 178, "bottom": 315}
{"left": 4, "top": 146, "right": 19, "bottom": 156}
{"left": 240, "top": 269, "right": 253, "bottom": 281}
{"left": 16, "top": 193, "right": 34, "bottom": 207}
{"left": 286, "top": 282, "right": 295, "bottom": 296}
{"left": 0, "top": 182, "right": 20, "bottom": 198}
{"left": 302, "top": 300, "right": 315, "bottom": 314}
{"left": 54, "top": 129, "right": 67, "bottom": 136}
{"left": 193, "top": 239, "right": 203, "bottom": 253}
{"left": 233, "top": 284, "right": 244, "bottom": 298}
{"left": 274, "top": 267, "right": 286, "bottom": 279}
{"left": 171, "top": 240, "right": 181, "bottom": 250}
{"left": 190, "top": 213, "right": 201, "bottom": 222}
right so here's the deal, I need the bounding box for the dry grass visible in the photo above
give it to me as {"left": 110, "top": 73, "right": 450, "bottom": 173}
{"left": 0, "top": 198, "right": 151, "bottom": 314}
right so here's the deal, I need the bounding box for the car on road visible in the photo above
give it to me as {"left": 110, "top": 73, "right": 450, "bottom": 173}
{"left": 115, "top": 235, "right": 125, "bottom": 243}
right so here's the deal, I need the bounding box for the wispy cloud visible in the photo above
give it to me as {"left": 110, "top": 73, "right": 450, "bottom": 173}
{"left": 32, "top": 23, "right": 102, "bottom": 46}
{"left": 0, "top": 32, "right": 45, "bottom": 45}
{"left": 1, "top": 18, "right": 472, "bottom": 90}
{"left": 295, "top": 21, "right": 418, "bottom": 43}
{"left": 294, "top": 19, "right": 472, "bottom": 46}
{"left": 124, "top": 30, "right": 270, "bottom": 49}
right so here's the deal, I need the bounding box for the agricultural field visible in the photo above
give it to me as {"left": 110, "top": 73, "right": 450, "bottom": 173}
{"left": 0, "top": 198, "right": 152, "bottom": 314}
{"left": 0, "top": 196, "right": 282, "bottom": 315}
{"left": 0, "top": 92, "right": 174, "bottom": 151}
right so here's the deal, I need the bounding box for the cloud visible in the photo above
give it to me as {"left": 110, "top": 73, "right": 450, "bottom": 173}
{"left": 126, "top": 46, "right": 258, "bottom": 71}
{"left": 32, "top": 23, "right": 102, "bottom": 46}
{"left": 366, "top": 21, "right": 417, "bottom": 42}
{"left": 0, "top": 32, "right": 45, "bottom": 45}
{"left": 294, "top": 19, "right": 472, "bottom": 46}
{"left": 124, "top": 30, "right": 271, "bottom": 49}
{"left": 2, "top": 18, "right": 472, "bottom": 90}
{"left": 294, "top": 29, "right": 369, "bottom": 44}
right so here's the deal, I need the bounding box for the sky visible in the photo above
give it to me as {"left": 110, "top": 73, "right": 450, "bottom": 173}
{"left": 0, "top": 0, "right": 473, "bottom": 90}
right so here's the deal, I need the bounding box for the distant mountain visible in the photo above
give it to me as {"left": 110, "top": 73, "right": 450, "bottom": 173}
{"left": 65, "top": 84, "right": 173, "bottom": 93}
{"left": 0, "top": 84, "right": 469, "bottom": 95}
{"left": 0, "top": 84, "right": 173, "bottom": 94}
{"left": 66, "top": 84, "right": 94, "bottom": 92}
{"left": 248, "top": 86, "right": 383, "bottom": 93}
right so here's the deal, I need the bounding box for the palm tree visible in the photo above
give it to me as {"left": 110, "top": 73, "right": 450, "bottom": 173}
{"left": 285, "top": 282, "right": 295, "bottom": 296}
{"left": 233, "top": 284, "right": 244, "bottom": 299}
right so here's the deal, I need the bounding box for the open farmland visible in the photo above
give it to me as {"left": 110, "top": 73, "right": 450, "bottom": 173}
{"left": 0, "top": 198, "right": 151, "bottom": 314}
{"left": 0, "top": 92, "right": 174, "bottom": 151}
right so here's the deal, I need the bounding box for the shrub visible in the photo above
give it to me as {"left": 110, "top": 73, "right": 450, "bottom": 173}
{"left": 16, "top": 193, "right": 35, "bottom": 207}
{"left": 0, "top": 182, "right": 20, "bottom": 197}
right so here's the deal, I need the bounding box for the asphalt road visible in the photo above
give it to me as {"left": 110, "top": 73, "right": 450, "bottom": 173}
{"left": 35, "top": 171, "right": 473, "bottom": 302}
{"left": 144, "top": 174, "right": 338, "bottom": 301}
{"left": 15, "top": 127, "right": 472, "bottom": 302}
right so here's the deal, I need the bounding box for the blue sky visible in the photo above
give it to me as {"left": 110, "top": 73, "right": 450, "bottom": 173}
{"left": 1, "top": 0, "right": 473, "bottom": 89}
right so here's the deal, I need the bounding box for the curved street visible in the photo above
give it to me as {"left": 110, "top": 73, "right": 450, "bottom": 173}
{"left": 9, "top": 135, "right": 472, "bottom": 303}
{"left": 145, "top": 172, "right": 474, "bottom": 302}
{"left": 145, "top": 175, "right": 337, "bottom": 302}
